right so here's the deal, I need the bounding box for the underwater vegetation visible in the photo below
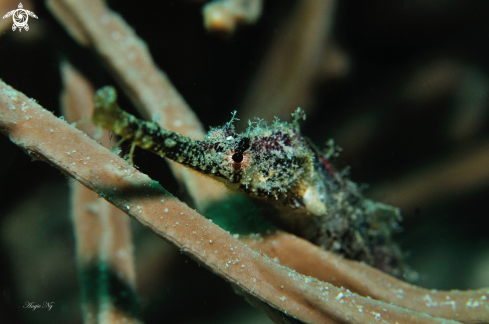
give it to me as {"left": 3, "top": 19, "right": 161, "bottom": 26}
{"left": 0, "top": 0, "right": 489, "bottom": 323}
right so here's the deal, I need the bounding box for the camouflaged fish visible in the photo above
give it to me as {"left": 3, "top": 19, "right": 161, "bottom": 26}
{"left": 93, "top": 86, "right": 410, "bottom": 278}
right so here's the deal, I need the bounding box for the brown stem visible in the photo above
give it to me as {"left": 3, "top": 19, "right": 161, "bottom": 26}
{"left": 47, "top": 0, "right": 228, "bottom": 210}
{"left": 243, "top": 232, "right": 489, "bottom": 323}
{"left": 60, "top": 62, "right": 143, "bottom": 324}
{"left": 0, "top": 79, "right": 465, "bottom": 324}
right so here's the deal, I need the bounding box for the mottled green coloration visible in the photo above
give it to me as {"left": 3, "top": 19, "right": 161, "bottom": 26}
{"left": 93, "top": 86, "right": 410, "bottom": 278}
{"left": 93, "top": 87, "right": 326, "bottom": 214}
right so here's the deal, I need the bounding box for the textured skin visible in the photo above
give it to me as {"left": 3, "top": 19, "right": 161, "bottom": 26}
{"left": 93, "top": 86, "right": 409, "bottom": 278}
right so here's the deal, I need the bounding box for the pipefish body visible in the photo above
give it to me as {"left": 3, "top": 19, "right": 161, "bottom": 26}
{"left": 93, "top": 86, "right": 410, "bottom": 278}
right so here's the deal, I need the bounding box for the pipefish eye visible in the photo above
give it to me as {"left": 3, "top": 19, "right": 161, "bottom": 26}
{"left": 226, "top": 149, "right": 251, "bottom": 170}
{"left": 232, "top": 152, "right": 244, "bottom": 163}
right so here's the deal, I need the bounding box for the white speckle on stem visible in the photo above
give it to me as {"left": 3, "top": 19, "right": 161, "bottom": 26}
{"left": 441, "top": 301, "right": 457, "bottom": 310}
{"left": 466, "top": 299, "right": 480, "bottom": 308}
{"left": 423, "top": 294, "right": 438, "bottom": 307}
{"left": 370, "top": 311, "right": 381, "bottom": 320}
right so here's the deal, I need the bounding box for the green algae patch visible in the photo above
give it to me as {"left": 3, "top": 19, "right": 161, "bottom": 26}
{"left": 202, "top": 194, "right": 276, "bottom": 235}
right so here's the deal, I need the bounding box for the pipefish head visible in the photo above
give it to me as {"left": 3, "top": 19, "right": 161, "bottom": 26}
{"left": 92, "top": 88, "right": 327, "bottom": 216}
{"left": 201, "top": 110, "right": 328, "bottom": 216}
